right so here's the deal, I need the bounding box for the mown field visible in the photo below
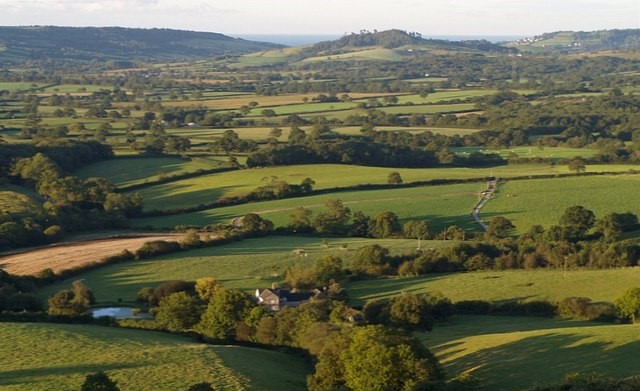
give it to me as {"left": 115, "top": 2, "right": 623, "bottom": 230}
{"left": 422, "top": 315, "right": 640, "bottom": 391}
{"left": 484, "top": 174, "right": 640, "bottom": 233}
{"left": 0, "top": 322, "right": 308, "bottom": 391}
{"left": 132, "top": 181, "right": 484, "bottom": 230}
{"left": 41, "top": 236, "right": 452, "bottom": 304}
{"left": 346, "top": 268, "right": 640, "bottom": 306}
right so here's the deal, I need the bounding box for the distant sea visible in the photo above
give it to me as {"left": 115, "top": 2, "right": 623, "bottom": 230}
{"left": 234, "top": 34, "right": 527, "bottom": 46}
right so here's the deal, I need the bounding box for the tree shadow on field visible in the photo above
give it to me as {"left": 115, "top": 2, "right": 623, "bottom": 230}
{"left": 0, "top": 363, "right": 142, "bottom": 386}
{"left": 438, "top": 330, "right": 640, "bottom": 391}
{"left": 347, "top": 274, "right": 451, "bottom": 304}
{"left": 142, "top": 184, "right": 238, "bottom": 211}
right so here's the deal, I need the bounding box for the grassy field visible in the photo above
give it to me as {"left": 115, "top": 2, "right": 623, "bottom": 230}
{"left": 394, "top": 90, "right": 499, "bottom": 104}
{"left": 0, "top": 322, "right": 308, "bottom": 391}
{"left": 484, "top": 174, "right": 640, "bottom": 233}
{"left": 299, "top": 48, "right": 404, "bottom": 62}
{"left": 422, "top": 315, "right": 640, "bottom": 391}
{"left": 131, "top": 163, "right": 637, "bottom": 213}
{"left": 132, "top": 181, "right": 484, "bottom": 230}
{"left": 248, "top": 101, "right": 356, "bottom": 116}
{"left": 377, "top": 103, "right": 477, "bottom": 115}
{"left": 332, "top": 126, "right": 483, "bottom": 136}
{"left": 41, "top": 236, "right": 449, "bottom": 304}
{"left": 74, "top": 157, "right": 223, "bottom": 188}
{"left": 162, "top": 92, "right": 391, "bottom": 110}
{"left": 346, "top": 268, "right": 640, "bottom": 306}
{"left": 454, "top": 145, "right": 598, "bottom": 160}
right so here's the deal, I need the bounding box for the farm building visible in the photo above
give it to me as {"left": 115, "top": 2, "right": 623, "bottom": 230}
{"left": 255, "top": 286, "right": 325, "bottom": 311}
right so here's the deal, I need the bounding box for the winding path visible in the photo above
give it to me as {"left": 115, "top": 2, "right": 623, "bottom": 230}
{"left": 472, "top": 178, "right": 497, "bottom": 230}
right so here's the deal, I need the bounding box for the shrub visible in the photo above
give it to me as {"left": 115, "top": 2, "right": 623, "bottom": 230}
{"left": 557, "top": 297, "right": 592, "bottom": 319}
{"left": 135, "top": 240, "right": 181, "bottom": 259}
{"left": 454, "top": 300, "right": 493, "bottom": 315}
{"left": 152, "top": 280, "right": 195, "bottom": 306}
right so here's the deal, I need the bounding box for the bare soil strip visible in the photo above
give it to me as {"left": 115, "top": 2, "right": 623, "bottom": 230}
{"left": 0, "top": 233, "right": 184, "bottom": 276}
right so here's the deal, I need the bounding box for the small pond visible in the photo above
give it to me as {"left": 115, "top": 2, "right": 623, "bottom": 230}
{"left": 91, "top": 306, "right": 152, "bottom": 319}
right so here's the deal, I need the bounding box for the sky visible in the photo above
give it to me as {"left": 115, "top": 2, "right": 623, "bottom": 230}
{"left": 0, "top": 0, "right": 637, "bottom": 37}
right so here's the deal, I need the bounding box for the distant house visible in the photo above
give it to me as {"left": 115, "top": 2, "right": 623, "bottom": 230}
{"left": 255, "top": 285, "right": 325, "bottom": 311}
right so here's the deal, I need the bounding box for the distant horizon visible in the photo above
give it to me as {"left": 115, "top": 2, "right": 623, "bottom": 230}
{"left": 233, "top": 33, "right": 530, "bottom": 46}
{"left": 0, "top": 0, "right": 636, "bottom": 38}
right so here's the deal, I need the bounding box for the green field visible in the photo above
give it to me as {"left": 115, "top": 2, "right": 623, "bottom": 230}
{"left": 332, "top": 126, "right": 482, "bottom": 136}
{"left": 133, "top": 181, "right": 484, "bottom": 230}
{"left": 74, "top": 157, "right": 223, "bottom": 188}
{"left": 0, "top": 322, "right": 308, "bottom": 391}
{"left": 300, "top": 48, "right": 404, "bottom": 62}
{"left": 249, "top": 101, "right": 356, "bottom": 116}
{"left": 454, "top": 145, "right": 598, "bottom": 160}
{"left": 394, "top": 89, "right": 499, "bottom": 104}
{"left": 377, "top": 103, "right": 477, "bottom": 115}
{"left": 422, "top": 315, "right": 640, "bottom": 391}
{"left": 42, "top": 236, "right": 449, "bottom": 304}
{"left": 347, "top": 268, "right": 640, "bottom": 306}
{"left": 484, "top": 174, "right": 640, "bottom": 233}
{"left": 132, "top": 163, "right": 637, "bottom": 213}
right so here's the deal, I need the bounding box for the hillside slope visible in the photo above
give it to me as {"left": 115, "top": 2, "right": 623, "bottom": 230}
{"left": 0, "top": 26, "right": 283, "bottom": 63}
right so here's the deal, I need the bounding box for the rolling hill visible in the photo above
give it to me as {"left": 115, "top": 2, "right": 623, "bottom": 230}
{"left": 0, "top": 26, "right": 283, "bottom": 64}
{"left": 294, "top": 29, "right": 515, "bottom": 60}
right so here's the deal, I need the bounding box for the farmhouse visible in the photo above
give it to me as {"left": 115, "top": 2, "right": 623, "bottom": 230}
{"left": 255, "top": 285, "right": 325, "bottom": 311}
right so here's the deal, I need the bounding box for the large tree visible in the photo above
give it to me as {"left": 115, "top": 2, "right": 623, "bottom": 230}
{"left": 341, "top": 326, "right": 444, "bottom": 391}
{"left": 312, "top": 199, "right": 351, "bottom": 234}
{"left": 197, "top": 288, "right": 255, "bottom": 340}
{"left": 368, "top": 211, "right": 401, "bottom": 238}
{"left": 614, "top": 287, "right": 640, "bottom": 323}
{"left": 155, "top": 291, "right": 202, "bottom": 331}
{"left": 486, "top": 216, "right": 515, "bottom": 239}
{"left": 560, "top": 205, "right": 595, "bottom": 239}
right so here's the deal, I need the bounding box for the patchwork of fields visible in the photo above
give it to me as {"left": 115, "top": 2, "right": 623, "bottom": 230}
{"left": 3, "top": 43, "right": 640, "bottom": 391}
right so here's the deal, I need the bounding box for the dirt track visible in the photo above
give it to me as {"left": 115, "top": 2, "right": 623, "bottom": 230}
{"left": 0, "top": 233, "right": 184, "bottom": 276}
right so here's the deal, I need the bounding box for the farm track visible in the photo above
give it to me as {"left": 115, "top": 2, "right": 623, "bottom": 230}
{"left": 472, "top": 178, "right": 497, "bottom": 230}
{"left": 0, "top": 233, "right": 184, "bottom": 276}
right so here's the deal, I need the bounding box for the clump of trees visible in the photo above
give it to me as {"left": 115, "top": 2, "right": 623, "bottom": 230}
{"left": 308, "top": 325, "right": 445, "bottom": 391}
{"left": 0, "top": 270, "right": 42, "bottom": 312}
{"left": 614, "top": 287, "right": 640, "bottom": 323}
{"left": 48, "top": 280, "right": 95, "bottom": 316}
{"left": 246, "top": 176, "right": 315, "bottom": 201}
{"left": 1, "top": 143, "right": 142, "bottom": 250}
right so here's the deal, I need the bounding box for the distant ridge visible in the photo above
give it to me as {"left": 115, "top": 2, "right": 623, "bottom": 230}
{"left": 292, "top": 29, "right": 516, "bottom": 61}
{"left": 0, "top": 26, "right": 284, "bottom": 64}
{"left": 508, "top": 29, "right": 640, "bottom": 52}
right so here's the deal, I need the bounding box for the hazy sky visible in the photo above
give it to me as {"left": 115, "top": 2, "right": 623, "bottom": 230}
{"left": 0, "top": 0, "right": 638, "bottom": 37}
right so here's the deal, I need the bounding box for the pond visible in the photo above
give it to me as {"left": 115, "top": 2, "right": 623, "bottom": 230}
{"left": 91, "top": 306, "right": 152, "bottom": 319}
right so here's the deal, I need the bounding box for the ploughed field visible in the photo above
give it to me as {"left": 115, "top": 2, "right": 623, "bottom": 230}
{"left": 0, "top": 234, "right": 184, "bottom": 276}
